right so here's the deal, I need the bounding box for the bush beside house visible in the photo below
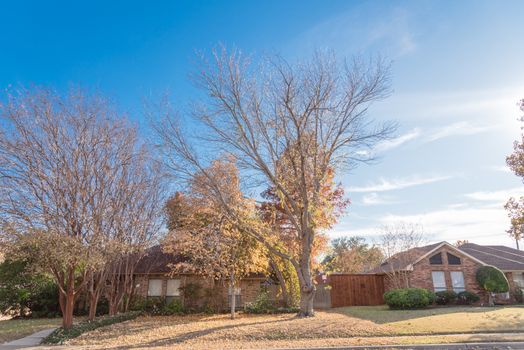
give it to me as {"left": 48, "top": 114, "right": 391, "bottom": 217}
{"left": 384, "top": 288, "right": 436, "bottom": 309}
{"left": 435, "top": 290, "right": 457, "bottom": 305}
{"left": 457, "top": 291, "right": 480, "bottom": 304}
{"left": 476, "top": 266, "right": 510, "bottom": 305}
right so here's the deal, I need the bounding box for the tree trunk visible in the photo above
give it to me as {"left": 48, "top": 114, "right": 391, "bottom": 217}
{"left": 298, "top": 285, "right": 315, "bottom": 317}
{"left": 87, "top": 290, "right": 99, "bottom": 321}
{"left": 295, "top": 225, "right": 316, "bottom": 317}
{"left": 63, "top": 289, "right": 75, "bottom": 329}
{"left": 270, "top": 256, "right": 289, "bottom": 307}
{"left": 296, "top": 254, "right": 315, "bottom": 316}
{"left": 229, "top": 271, "right": 236, "bottom": 320}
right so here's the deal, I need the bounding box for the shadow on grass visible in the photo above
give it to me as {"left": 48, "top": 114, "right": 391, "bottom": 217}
{"left": 97, "top": 317, "right": 289, "bottom": 350}
{"left": 329, "top": 305, "right": 524, "bottom": 324}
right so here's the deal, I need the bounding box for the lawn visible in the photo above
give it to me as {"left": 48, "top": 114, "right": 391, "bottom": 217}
{"left": 0, "top": 317, "right": 62, "bottom": 344}
{"left": 338, "top": 305, "right": 524, "bottom": 334}
{"left": 63, "top": 306, "right": 524, "bottom": 349}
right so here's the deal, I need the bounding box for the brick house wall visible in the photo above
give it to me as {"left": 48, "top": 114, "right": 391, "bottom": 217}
{"left": 385, "top": 245, "right": 488, "bottom": 303}
{"left": 133, "top": 273, "right": 273, "bottom": 311}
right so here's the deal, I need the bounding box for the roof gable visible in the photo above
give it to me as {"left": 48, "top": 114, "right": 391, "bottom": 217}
{"left": 411, "top": 242, "right": 487, "bottom": 268}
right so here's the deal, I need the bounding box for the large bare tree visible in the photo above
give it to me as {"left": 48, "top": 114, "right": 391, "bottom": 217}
{"left": 156, "top": 48, "right": 395, "bottom": 316}
{"left": 0, "top": 88, "right": 162, "bottom": 328}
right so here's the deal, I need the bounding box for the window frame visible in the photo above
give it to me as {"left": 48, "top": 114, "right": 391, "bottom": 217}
{"left": 431, "top": 271, "right": 447, "bottom": 292}
{"left": 447, "top": 253, "right": 462, "bottom": 265}
{"left": 166, "top": 279, "right": 181, "bottom": 297}
{"left": 147, "top": 278, "right": 163, "bottom": 297}
{"left": 450, "top": 271, "right": 466, "bottom": 293}
{"left": 429, "top": 252, "right": 443, "bottom": 265}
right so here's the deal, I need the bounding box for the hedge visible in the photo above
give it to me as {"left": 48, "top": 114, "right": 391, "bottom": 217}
{"left": 43, "top": 311, "right": 141, "bottom": 344}
{"left": 383, "top": 288, "right": 435, "bottom": 309}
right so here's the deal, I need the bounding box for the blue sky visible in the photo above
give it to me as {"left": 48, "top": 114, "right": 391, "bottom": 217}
{"left": 1, "top": 0, "right": 524, "bottom": 246}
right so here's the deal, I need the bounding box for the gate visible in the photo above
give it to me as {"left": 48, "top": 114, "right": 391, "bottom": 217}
{"left": 329, "top": 274, "right": 385, "bottom": 307}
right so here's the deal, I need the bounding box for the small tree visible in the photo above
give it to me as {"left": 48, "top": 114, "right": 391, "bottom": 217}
{"left": 377, "top": 222, "right": 425, "bottom": 289}
{"left": 505, "top": 99, "right": 524, "bottom": 250}
{"left": 476, "top": 266, "right": 509, "bottom": 306}
{"left": 164, "top": 159, "right": 267, "bottom": 319}
{"left": 322, "top": 236, "right": 383, "bottom": 273}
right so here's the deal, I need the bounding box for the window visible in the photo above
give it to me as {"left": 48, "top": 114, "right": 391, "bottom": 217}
{"left": 228, "top": 286, "right": 241, "bottom": 296}
{"left": 228, "top": 286, "right": 241, "bottom": 307}
{"left": 166, "top": 279, "right": 181, "bottom": 297}
{"left": 429, "top": 253, "right": 443, "bottom": 265}
{"left": 148, "top": 279, "right": 162, "bottom": 297}
{"left": 514, "top": 273, "right": 524, "bottom": 289}
{"left": 450, "top": 271, "right": 465, "bottom": 293}
{"left": 447, "top": 253, "right": 461, "bottom": 265}
{"left": 432, "top": 271, "right": 446, "bottom": 292}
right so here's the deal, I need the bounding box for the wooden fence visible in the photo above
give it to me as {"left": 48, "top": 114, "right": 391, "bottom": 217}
{"left": 328, "top": 274, "right": 385, "bottom": 307}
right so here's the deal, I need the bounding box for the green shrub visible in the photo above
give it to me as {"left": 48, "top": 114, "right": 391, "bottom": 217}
{"left": 144, "top": 297, "right": 166, "bottom": 315}
{"left": 0, "top": 259, "right": 60, "bottom": 317}
{"left": 245, "top": 291, "right": 275, "bottom": 314}
{"left": 179, "top": 283, "right": 202, "bottom": 309}
{"left": 128, "top": 295, "right": 147, "bottom": 311}
{"left": 476, "top": 266, "right": 509, "bottom": 293}
{"left": 435, "top": 290, "right": 457, "bottom": 305}
{"left": 43, "top": 311, "right": 141, "bottom": 344}
{"left": 163, "top": 299, "right": 184, "bottom": 315}
{"left": 513, "top": 288, "right": 523, "bottom": 303}
{"left": 383, "top": 288, "right": 436, "bottom": 309}
{"left": 457, "top": 291, "right": 480, "bottom": 305}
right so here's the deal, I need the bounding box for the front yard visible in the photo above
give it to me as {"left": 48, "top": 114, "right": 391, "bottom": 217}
{"left": 0, "top": 317, "right": 62, "bottom": 344}
{"left": 63, "top": 306, "right": 524, "bottom": 349}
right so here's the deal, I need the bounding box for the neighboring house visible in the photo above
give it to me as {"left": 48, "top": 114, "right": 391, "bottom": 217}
{"left": 132, "top": 245, "right": 279, "bottom": 310}
{"left": 372, "top": 241, "right": 524, "bottom": 304}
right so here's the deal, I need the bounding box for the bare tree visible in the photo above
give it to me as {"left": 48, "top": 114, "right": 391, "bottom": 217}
{"left": 377, "top": 222, "right": 425, "bottom": 289}
{"left": 0, "top": 88, "right": 162, "bottom": 328}
{"left": 155, "top": 48, "right": 395, "bottom": 316}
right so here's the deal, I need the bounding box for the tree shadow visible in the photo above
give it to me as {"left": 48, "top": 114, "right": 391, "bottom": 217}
{"left": 328, "top": 305, "right": 524, "bottom": 324}
{"left": 92, "top": 317, "right": 289, "bottom": 349}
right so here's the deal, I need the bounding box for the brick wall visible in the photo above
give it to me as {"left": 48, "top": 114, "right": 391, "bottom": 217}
{"left": 133, "top": 273, "right": 275, "bottom": 311}
{"left": 416, "top": 246, "right": 487, "bottom": 303}
{"left": 385, "top": 245, "right": 489, "bottom": 304}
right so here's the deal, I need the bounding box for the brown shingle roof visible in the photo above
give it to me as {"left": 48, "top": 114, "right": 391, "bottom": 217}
{"left": 134, "top": 245, "right": 188, "bottom": 274}
{"left": 458, "top": 243, "right": 524, "bottom": 271}
{"left": 371, "top": 242, "right": 443, "bottom": 273}
{"left": 134, "top": 245, "right": 268, "bottom": 279}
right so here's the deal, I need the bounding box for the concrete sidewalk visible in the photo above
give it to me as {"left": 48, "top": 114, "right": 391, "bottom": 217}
{"left": 0, "top": 328, "right": 56, "bottom": 350}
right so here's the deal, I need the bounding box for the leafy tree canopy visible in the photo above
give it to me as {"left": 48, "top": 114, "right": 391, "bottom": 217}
{"left": 476, "top": 266, "right": 509, "bottom": 293}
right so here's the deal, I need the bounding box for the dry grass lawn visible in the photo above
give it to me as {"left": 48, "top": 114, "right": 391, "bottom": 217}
{"left": 65, "top": 306, "right": 524, "bottom": 349}
{"left": 0, "top": 317, "right": 62, "bottom": 344}
{"left": 340, "top": 305, "right": 524, "bottom": 334}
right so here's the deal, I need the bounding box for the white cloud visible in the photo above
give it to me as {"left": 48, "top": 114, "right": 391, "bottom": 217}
{"left": 490, "top": 165, "right": 511, "bottom": 173}
{"left": 464, "top": 187, "right": 524, "bottom": 203}
{"left": 295, "top": 5, "right": 417, "bottom": 58}
{"left": 375, "top": 128, "right": 421, "bottom": 153}
{"left": 376, "top": 204, "right": 514, "bottom": 246}
{"left": 426, "top": 121, "right": 492, "bottom": 142}
{"left": 348, "top": 174, "right": 453, "bottom": 193}
{"left": 361, "top": 192, "right": 399, "bottom": 206}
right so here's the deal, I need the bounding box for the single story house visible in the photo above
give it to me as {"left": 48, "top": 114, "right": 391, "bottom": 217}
{"left": 372, "top": 241, "right": 524, "bottom": 304}
{"left": 132, "top": 245, "right": 280, "bottom": 310}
